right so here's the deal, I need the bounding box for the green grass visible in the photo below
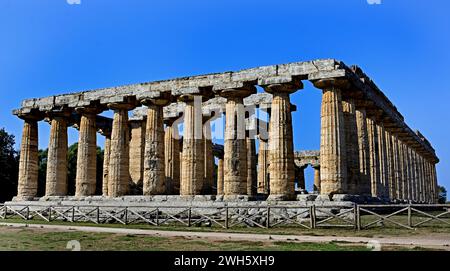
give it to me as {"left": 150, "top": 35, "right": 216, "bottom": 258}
{"left": 0, "top": 226, "right": 374, "bottom": 251}
{"left": 1, "top": 214, "right": 450, "bottom": 239}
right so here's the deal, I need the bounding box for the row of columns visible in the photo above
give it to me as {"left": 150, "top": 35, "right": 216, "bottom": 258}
{"left": 16, "top": 78, "right": 439, "bottom": 202}
{"left": 313, "top": 78, "right": 439, "bottom": 203}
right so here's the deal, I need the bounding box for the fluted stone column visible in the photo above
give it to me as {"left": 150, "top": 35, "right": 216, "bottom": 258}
{"left": 342, "top": 98, "right": 360, "bottom": 195}
{"left": 408, "top": 148, "right": 416, "bottom": 202}
{"left": 45, "top": 112, "right": 69, "bottom": 196}
{"left": 217, "top": 157, "right": 224, "bottom": 195}
{"left": 257, "top": 137, "right": 269, "bottom": 194}
{"left": 179, "top": 94, "right": 204, "bottom": 196}
{"left": 264, "top": 82, "right": 300, "bottom": 200}
{"left": 203, "top": 117, "right": 214, "bottom": 194}
{"left": 376, "top": 123, "right": 389, "bottom": 199}
{"left": 392, "top": 135, "right": 401, "bottom": 200}
{"left": 17, "top": 115, "right": 41, "bottom": 200}
{"left": 164, "top": 118, "right": 181, "bottom": 195}
{"left": 141, "top": 98, "right": 170, "bottom": 195}
{"left": 412, "top": 150, "right": 420, "bottom": 202}
{"left": 402, "top": 142, "right": 410, "bottom": 201}
{"left": 246, "top": 135, "right": 257, "bottom": 197}
{"left": 355, "top": 106, "right": 371, "bottom": 196}
{"left": 431, "top": 163, "right": 438, "bottom": 203}
{"left": 100, "top": 129, "right": 111, "bottom": 196}
{"left": 313, "top": 166, "right": 321, "bottom": 193}
{"left": 75, "top": 108, "right": 100, "bottom": 197}
{"left": 366, "top": 116, "right": 380, "bottom": 197}
{"left": 108, "top": 103, "right": 134, "bottom": 197}
{"left": 417, "top": 154, "right": 424, "bottom": 202}
{"left": 129, "top": 119, "right": 146, "bottom": 189}
{"left": 221, "top": 87, "right": 255, "bottom": 199}
{"left": 314, "top": 79, "right": 348, "bottom": 197}
{"left": 385, "top": 129, "right": 395, "bottom": 201}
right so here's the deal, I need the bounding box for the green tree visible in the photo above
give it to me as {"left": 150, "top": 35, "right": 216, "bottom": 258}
{"left": 438, "top": 186, "right": 447, "bottom": 204}
{"left": 0, "top": 128, "right": 19, "bottom": 202}
{"left": 37, "top": 142, "right": 104, "bottom": 196}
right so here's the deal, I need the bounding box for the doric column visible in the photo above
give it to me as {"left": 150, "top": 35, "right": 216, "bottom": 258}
{"left": 401, "top": 142, "right": 410, "bottom": 201}
{"left": 313, "top": 79, "right": 348, "bottom": 197}
{"left": 342, "top": 98, "right": 360, "bottom": 195}
{"left": 417, "top": 154, "right": 425, "bottom": 202}
{"left": 424, "top": 159, "right": 431, "bottom": 203}
{"left": 355, "top": 106, "right": 371, "bottom": 196}
{"left": 141, "top": 97, "right": 170, "bottom": 195}
{"left": 264, "top": 81, "right": 301, "bottom": 200}
{"left": 45, "top": 111, "right": 70, "bottom": 196}
{"left": 129, "top": 118, "right": 146, "bottom": 191}
{"left": 376, "top": 123, "right": 389, "bottom": 199}
{"left": 408, "top": 147, "right": 417, "bottom": 202}
{"left": 164, "top": 117, "right": 181, "bottom": 195}
{"left": 217, "top": 157, "right": 224, "bottom": 195}
{"left": 179, "top": 94, "right": 204, "bottom": 195}
{"left": 17, "top": 114, "right": 42, "bottom": 200}
{"left": 431, "top": 163, "right": 438, "bottom": 203}
{"left": 392, "top": 135, "right": 401, "bottom": 200}
{"left": 75, "top": 108, "right": 101, "bottom": 197}
{"left": 99, "top": 128, "right": 111, "bottom": 196}
{"left": 220, "top": 87, "right": 255, "bottom": 198}
{"left": 203, "top": 116, "right": 214, "bottom": 195}
{"left": 313, "top": 166, "right": 321, "bottom": 193}
{"left": 246, "top": 135, "right": 257, "bottom": 197}
{"left": 257, "top": 137, "right": 269, "bottom": 194}
{"left": 412, "top": 150, "right": 420, "bottom": 202}
{"left": 107, "top": 102, "right": 134, "bottom": 197}
{"left": 366, "top": 115, "right": 380, "bottom": 197}
{"left": 385, "top": 129, "right": 396, "bottom": 201}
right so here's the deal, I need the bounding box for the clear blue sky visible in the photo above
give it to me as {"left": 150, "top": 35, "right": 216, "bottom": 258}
{"left": 1, "top": 0, "right": 449, "bottom": 192}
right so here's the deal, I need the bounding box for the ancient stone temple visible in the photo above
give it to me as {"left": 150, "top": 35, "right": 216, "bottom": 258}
{"left": 12, "top": 59, "right": 439, "bottom": 204}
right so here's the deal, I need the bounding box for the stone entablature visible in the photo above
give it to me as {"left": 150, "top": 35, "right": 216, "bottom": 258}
{"left": 295, "top": 151, "right": 320, "bottom": 168}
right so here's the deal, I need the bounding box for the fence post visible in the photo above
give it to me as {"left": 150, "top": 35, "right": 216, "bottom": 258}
{"left": 26, "top": 206, "right": 30, "bottom": 221}
{"left": 48, "top": 207, "right": 52, "bottom": 221}
{"left": 124, "top": 207, "right": 128, "bottom": 225}
{"left": 156, "top": 208, "right": 159, "bottom": 226}
{"left": 310, "top": 205, "right": 316, "bottom": 229}
{"left": 266, "top": 207, "right": 270, "bottom": 228}
{"left": 225, "top": 207, "right": 229, "bottom": 229}
{"left": 356, "top": 205, "right": 361, "bottom": 230}
{"left": 2, "top": 206, "right": 6, "bottom": 219}
{"left": 407, "top": 204, "right": 412, "bottom": 227}
{"left": 71, "top": 207, "right": 75, "bottom": 222}
{"left": 96, "top": 207, "right": 100, "bottom": 224}
{"left": 353, "top": 204, "right": 357, "bottom": 230}
{"left": 188, "top": 208, "right": 192, "bottom": 227}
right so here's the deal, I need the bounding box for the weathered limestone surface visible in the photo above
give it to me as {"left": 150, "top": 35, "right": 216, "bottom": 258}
{"left": 217, "top": 158, "right": 224, "bottom": 195}
{"left": 203, "top": 119, "right": 214, "bottom": 194}
{"left": 314, "top": 79, "right": 348, "bottom": 196}
{"left": 17, "top": 117, "right": 40, "bottom": 199}
{"left": 108, "top": 104, "right": 133, "bottom": 197}
{"left": 142, "top": 99, "right": 168, "bottom": 195}
{"left": 129, "top": 119, "right": 146, "bottom": 189}
{"left": 257, "top": 137, "right": 269, "bottom": 194}
{"left": 385, "top": 129, "right": 396, "bottom": 200}
{"left": 342, "top": 99, "right": 360, "bottom": 195}
{"left": 366, "top": 115, "right": 380, "bottom": 197}
{"left": 313, "top": 167, "right": 321, "bottom": 193}
{"left": 376, "top": 123, "right": 389, "bottom": 199}
{"left": 75, "top": 110, "right": 99, "bottom": 196}
{"left": 180, "top": 95, "right": 204, "bottom": 195}
{"left": 45, "top": 115, "right": 68, "bottom": 196}
{"left": 265, "top": 82, "right": 300, "bottom": 200}
{"left": 355, "top": 107, "right": 371, "bottom": 195}
{"left": 102, "top": 134, "right": 111, "bottom": 196}
{"left": 222, "top": 88, "right": 254, "bottom": 198}
{"left": 164, "top": 119, "right": 181, "bottom": 195}
{"left": 246, "top": 137, "right": 257, "bottom": 197}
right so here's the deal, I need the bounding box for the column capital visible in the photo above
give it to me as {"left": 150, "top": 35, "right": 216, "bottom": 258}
{"left": 141, "top": 92, "right": 172, "bottom": 107}
{"left": 262, "top": 80, "right": 303, "bottom": 94}
{"left": 218, "top": 86, "right": 256, "bottom": 99}
{"left": 17, "top": 110, "right": 45, "bottom": 121}
{"left": 75, "top": 106, "right": 104, "bottom": 116}
{"left": 107, "top": 102, "right": 136, "bottom": 111}
{"left": 45, "top": 108, "right": 72, "bottom": 121}
{"left": 312, "top": 77, "right": 351, "bottom": 90}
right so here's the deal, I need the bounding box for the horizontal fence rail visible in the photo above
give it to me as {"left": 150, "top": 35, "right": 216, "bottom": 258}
{"left": 0, "top": 203, "right": 449, "bottom": 230}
